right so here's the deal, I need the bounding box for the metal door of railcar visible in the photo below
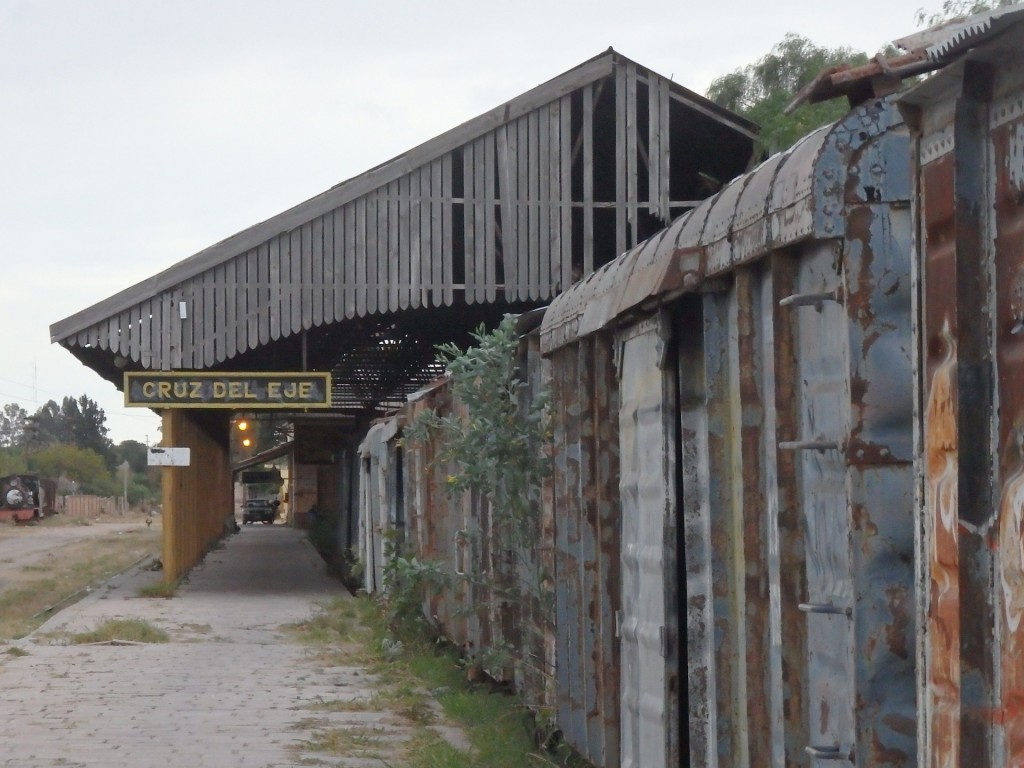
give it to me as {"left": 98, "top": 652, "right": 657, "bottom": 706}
{"left": 618, "top": 313, "right": 678, "bottom": 768}
{"left": 789, "top": 242, "right": 858, "bottom": 760}
{"left": 784, "top": 230, "right": 915, "bottom": 766}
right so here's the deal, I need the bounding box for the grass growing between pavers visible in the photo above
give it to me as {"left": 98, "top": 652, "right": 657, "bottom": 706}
{"left": 302, "top": 723, "right": 395, "bottom": 760}
{"left": 68, "top": 618, "right": 170, "bottom": 644}
{"left": 138, "top": 579, "right": 179, "bottom": 598}
{"left": 0, "top": 528, "right": 161, "bottom": 640}
{"left": 290, "top": 595, "right": 593, "bottom": 768}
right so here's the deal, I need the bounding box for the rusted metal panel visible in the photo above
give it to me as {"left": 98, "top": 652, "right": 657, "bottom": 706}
{"left": 918, "top": 144, "right": 961, "bottom": 768}
{"left": 788, "top": 241, "right": 857, "bottom": 761}
{"left": 579, "top": 253, "right": 638, "bottom": 338}
{"left": 844, "top": 194, "right": 917, "bottom": 766}
{"left": 674, "top": 294, "right": 716, "bottom": 765}
{"left": 610, "top": 228, "right": 673, "bottom": 320}
{"left": 766, "top": 125, "right": 832, "bottom": 248}
{"left": 702, "top": 286, "right": 749, "bottom": 766}
{"left": 702, "top": 170, "right": 754, "bottom": 273}
{"left": 730, "top": 151, "right": 787, "bottom": 264}
{"left": 732, "top": 269, "right": 776, "bottom": 762}
{"left": 552, "top": 341, "right": 584, "bottom": 745}
{"left": 762, "top": 254, "right": 813, "bottom": 765}
{"left": 402, "top": 382, "right": 471, "bottom": 648}
{"left": 674, "top": 265, "right": 784, "bottom": 766}
{"left": 903, "top": 48, "right": 1010, "bottom": 767}
{"left": 538, "top": 94, "right": 918, "bottom": 768}
{"left": 992, "top": 99, "right": 1024, "bottom": 767}
{"left": 549, "top": 332, "right": 621, "bottom": 766}
{"left": 903, "top": 34, "right": 1024, "bottom": 767}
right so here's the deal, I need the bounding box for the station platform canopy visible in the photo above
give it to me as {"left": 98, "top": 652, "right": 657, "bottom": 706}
{"left": 50, "top": 48, "right": 758, "bottom": 420}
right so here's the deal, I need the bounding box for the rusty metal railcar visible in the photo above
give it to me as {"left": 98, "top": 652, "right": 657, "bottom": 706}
{"left": 898, "top": 10, "right": 1024, "bottom": 766}
{"left": 541, "top": 93, "right": 916, "bottom": 766}
{"left": 546, "top": 328, "right": 622, "bottom": 766}
{"left": 363, "top": 95, "right": 917, "bottom": 766}
{"left": 352, "top": 11, "right": 1024, "bottom": 767}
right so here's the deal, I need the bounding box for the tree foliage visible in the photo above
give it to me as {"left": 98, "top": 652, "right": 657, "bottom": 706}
{"left": 707, "top": 2, "right": 1023, "bottom": 158}
{"left": 406, "top": 316, "right": 549, "bottom": 547}
{"left": 0, "top": 403, "right": 28, "bottom": 448}
{"left": 0, "top": 448, "right": 28, "bottom": 477}
{"left": 28, "top": 395, "right": 114, "bottom": 466}
{"left": 917, "top": 0, "right": 1016, "bottom": 25}
{"left": 109, "top": 440, "right": 162, "bottom": 504}
{"left": 114, "top": 439, "right": 149, "bottom": 474}
{"left": 0, "top": 397, "right": 162, "bottom": 503}
{"left": 28, "top": 444, "right": 117, "bottom": 496}
{"left": 706, "top": 34, "right": 870, "bottom": 156}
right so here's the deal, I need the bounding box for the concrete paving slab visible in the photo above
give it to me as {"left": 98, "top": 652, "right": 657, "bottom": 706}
{"left": 0, "top": 526, "right": 465, "bottom": 767}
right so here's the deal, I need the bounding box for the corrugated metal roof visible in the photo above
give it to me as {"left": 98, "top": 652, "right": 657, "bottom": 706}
{"left": 893, "top": 4, "right": 1024, "bottom": 61}
{"left": 789, "top": 6, "right": 1024, "bottom": 111}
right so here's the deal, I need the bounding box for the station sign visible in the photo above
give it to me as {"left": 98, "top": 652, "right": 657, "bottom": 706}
{"left": 147, "top": 447, "right": 191, "bottom": 466}
{"left": 125, "top": 372, "right": 332, "bottom": 409}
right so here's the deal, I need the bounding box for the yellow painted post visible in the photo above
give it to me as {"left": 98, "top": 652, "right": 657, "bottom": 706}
{"left": 161, "top": 410, "right": 179, "bottom": 583}
{"left": 160, "top": 409, "right": 233, "bottom": 583}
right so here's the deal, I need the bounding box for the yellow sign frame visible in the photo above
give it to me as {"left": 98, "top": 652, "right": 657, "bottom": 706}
{"left": 124, "top": 372, "right": 332, "bottom": 409}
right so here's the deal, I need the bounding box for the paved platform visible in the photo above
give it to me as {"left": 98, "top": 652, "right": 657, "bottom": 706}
{"left": 0, "top": 525, "right": 439, "bottom": 767}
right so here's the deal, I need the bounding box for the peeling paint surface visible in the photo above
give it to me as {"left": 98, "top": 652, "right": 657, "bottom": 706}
{"left": 924, "top": 322, "right": 960, "bottom": 768}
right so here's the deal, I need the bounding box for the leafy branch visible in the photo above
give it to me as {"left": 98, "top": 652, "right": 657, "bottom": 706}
{"left": 405, "top": 315, "right": 550, "bottom": 549}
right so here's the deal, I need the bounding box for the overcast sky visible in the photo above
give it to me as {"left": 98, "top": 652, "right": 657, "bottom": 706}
{"left": 1, "top": 0, "right": 937, "bottom": 445}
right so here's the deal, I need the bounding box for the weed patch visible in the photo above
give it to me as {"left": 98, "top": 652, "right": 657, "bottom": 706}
{"left": 70, "top": 619, "right": 169, "bottom": 645}
{"left": 304, "top": 696, "right": 380, "bottom": 713}
{"left": 293, "top": 595, "right": 594, "bottom": 768}
{"left": 302, "top": 725, "right": 388, "bottom": 758}
{"left": 0, "top": 528, "right": 160, "bottom": 640}
{"left": 138, "top": 580, "right": 178, "bottom": 599}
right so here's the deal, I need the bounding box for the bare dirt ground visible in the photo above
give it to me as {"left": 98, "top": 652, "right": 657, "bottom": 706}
{"left": 0, "top": 515, "right": 156, "bottom": 591}
{"left": 0, "top": 514, "right": 162, "bottom": 639}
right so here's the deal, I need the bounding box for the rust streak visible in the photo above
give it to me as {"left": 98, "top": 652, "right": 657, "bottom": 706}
{"left": 926, "top": 318, "right": 960, "bottom": 768}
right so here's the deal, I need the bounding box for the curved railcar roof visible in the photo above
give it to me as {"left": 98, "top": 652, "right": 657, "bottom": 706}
{"left": 540, "top": 96, "right": 906, "bottom": 354}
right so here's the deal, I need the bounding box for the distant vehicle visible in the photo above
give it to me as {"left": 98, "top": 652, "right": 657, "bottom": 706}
{"left": 242, "top": 499, "right": 276, "bottom": 525}
{"left": 0, "top": 474, "right": 41, "bottom": 524}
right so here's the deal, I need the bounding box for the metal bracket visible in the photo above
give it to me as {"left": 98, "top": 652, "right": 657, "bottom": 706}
{"left": 779, "top": 440, "right": 841, "bottom": 452}
{"left": 805, "top": 744, "right": 848, "bottom": 760}
{"left": 779, "top": 286, "right": 844, "bottom": 309}
{"left": 799, "top": 602, "right": 852, "bottom": 618}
